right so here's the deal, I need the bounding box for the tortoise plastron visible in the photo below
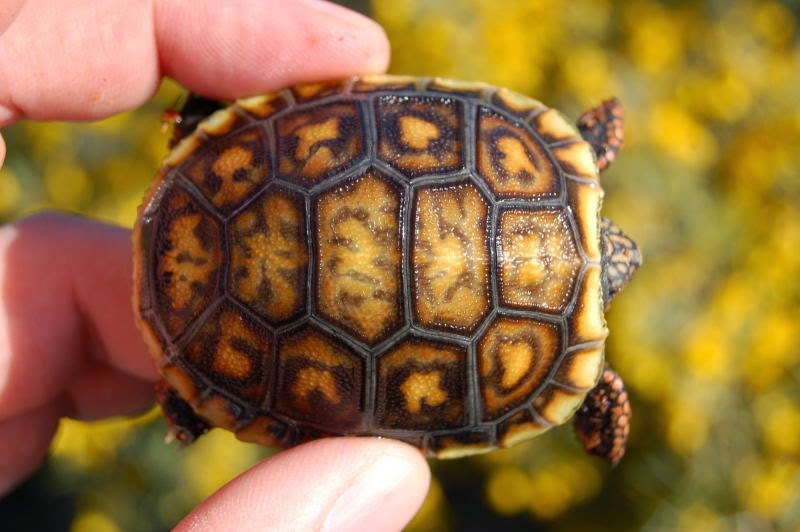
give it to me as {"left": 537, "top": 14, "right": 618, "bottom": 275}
{"left": 133, "top": 75, "right": 641, "bottom": 462}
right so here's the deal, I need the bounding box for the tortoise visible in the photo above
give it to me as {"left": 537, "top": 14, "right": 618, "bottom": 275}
{"left": 133, "top": 75, "right": 641, "bottom": 463}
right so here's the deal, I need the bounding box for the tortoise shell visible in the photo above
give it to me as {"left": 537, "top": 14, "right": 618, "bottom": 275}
{"left": 133, "top": 75, "right": 615, "bottom": 459}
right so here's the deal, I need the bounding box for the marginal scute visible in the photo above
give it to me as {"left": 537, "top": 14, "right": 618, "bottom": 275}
{"left": 497, "top": 409, "right": 550, "bottom": 449}
{"left": 229, "top": 188, "right": 308, "bottom": 325}
{"left": 568, "top": 266, "right": 609, "bottom": 346}
{"left": 163, "top": 135, "right": 203, "bottom": 168}
{"left": 291, "top": 80, "right": 347, "bottom": 102}
{"left": 237, "top": 92, "right": 290, "bottom": 120}
{"left": 412, "top": 182, "right": 490, "bottom": 334}
{"left": 428, "top": 77, "right": 492, "bottom": 98}
{"left": 192, "top": 393, "right": 241, "bottom": 433}
{"left": 478, "top": 316, "right": 561, "bottom": 420}
{"left": 552, "top": 141, "right": 599, "bottom": 181}
{"left": 376, "top": 338, "right": 468, "bottom": 431}
{"left": 533, "top": 385, "right": 587, "bottom": 425}
{"left": 161, "top": 364, "right": 202, "bottom": 405}
{"left": 196, "top": 108, "right": 250, "bottom": 139}
{"left": 315, "top": 171, "right": 403, "bottom": 345}
{"left": 276, "top": 327, "right": 364, "bottom": 429}
{"left": 567, "top": 179, "right": 603, "bottom": 260}
{"left": 235, "top": 414, "right": 291, "bottom": 448}
{"left": 352, "top": 74, "right": 418, "bottom": 93}
{"left": 428, "top": 429, "right": 495, "bottom": 459}
{"left": 476, "top": 107, "right": 560, "bottom": 199}
{"left": 498, "top": 208, "right": 584, "bottom": 313}
{"left": 555, "top": 346, "right": 605, "bottom": 390}
{"left": 531, "top": 108, "right": 583, "bottom": 145}
{"left": 181, "top": 126, "right": 269, "bottom": 213}
{"left": 491, "top": 87, "right": 546, "bottom": 118}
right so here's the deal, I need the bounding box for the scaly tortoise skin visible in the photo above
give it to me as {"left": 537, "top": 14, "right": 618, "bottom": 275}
{"left": 133, "top": 75, "right": 640, "bottom": 462}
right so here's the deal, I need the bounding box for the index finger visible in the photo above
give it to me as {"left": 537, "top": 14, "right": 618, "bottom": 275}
{"left": 0, "top": 0, "right": 390, "bottom": 125}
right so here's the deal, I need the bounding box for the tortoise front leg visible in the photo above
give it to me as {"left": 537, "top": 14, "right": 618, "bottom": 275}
{"left": 577, "top": 98, "right": 624, "bottom": 173}
{"left": 573, "top": 365, "right": 631, "bottom": 466}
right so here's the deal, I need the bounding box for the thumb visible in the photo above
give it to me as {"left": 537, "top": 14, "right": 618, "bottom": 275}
{"left": 176, "top": 437, "right": 431, "bottom": 532}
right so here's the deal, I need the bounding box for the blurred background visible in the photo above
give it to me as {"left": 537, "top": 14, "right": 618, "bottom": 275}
{"left": 1, "top": 0, "right": 799, "bottom": 530}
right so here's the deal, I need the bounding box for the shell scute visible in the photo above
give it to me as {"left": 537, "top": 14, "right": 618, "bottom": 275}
{"left": 183, "top": 302, "right": 273, "bottom": 405}
{"left": 276, "top": 101, "right": 366, "bottom": 187}
{"left": 477, "top": 316, "right": 561, "bottom": 421}
{"left": 314, "top": 170, "right": 404, "bottom": 345}
{"left": 375, "top": 337, "right": 469, "bottom": 431}
{"left": 228, "top": 187, "right": 308, "bottom": 325}
{"left": 411, "top": 181, "right": 491, "bottom": 334}
{"left": 497, "top": 207, "right": 584, "bottom": 314}
{"left": 143, "top": 186, "right": 223, "bottom": 340}
{"left": 181, "top": 126, "right": 270, "bottom": 213}
{"left": 275, "top": 325, "right": 366, "bottom": 430}
{"left": 375, "top": 94, "right": 465, "bottom": 177}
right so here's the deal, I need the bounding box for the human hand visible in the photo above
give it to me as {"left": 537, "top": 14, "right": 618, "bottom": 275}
{"left": 0, "top": 1, "right": 431, "bottom": 530}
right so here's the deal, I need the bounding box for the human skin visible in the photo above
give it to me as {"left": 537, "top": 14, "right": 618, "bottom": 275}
{"left": 0, "top": 1, "right": 431, "bottom": 530}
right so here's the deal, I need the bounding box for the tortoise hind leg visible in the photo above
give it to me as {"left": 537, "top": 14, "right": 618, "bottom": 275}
{"left": 155, "top": 379, "right": 210, "bottom": 447}
{"left": 577, "top": 98, "right": 624, "bottom": 172}
{"left": 573, "top": 365, "right": 631, "bottom": 466}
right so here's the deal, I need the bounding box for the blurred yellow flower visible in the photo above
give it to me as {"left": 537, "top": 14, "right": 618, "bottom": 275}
{"left": 735, "top": 456, "right": 800, "bottom": 521}
{"left": 0, "top": 168, "right": 21, "bottom": 215}
{"left": 677, "top": 504, "right": 727, "bottom": 532}
{"left": 624, "top": 3, "right": 685, "bottom": 75}
{"left": 665, "top": 399, "right": 709, "bottom": 456}
{"left": 70, "top": 510, "right": 122, "bottom": 532}
{"left": 407, "top": 475, "right": 449, "bottom": 531}
{"left": 43, "top": 159, "right": 93, "bottom": 209}
{"left": 753, "top": 1, "right": 796, "bottom": 48}
{"left": 755, "top": 392, "right": 800, "bottom": 457}
{"left": 649, "top": 102, "right": 717, "bottom": 168}
{"left": 181, "top": 430, "right": 266, "bottom": 501}
{"left": 744, "top": 312, "right": 797, "bottom": 391}
{"left": 51, "top": 412, "right": 157, "bottom": 469}
{"left": 526, "top": 466, "right": 573, "bottom": 520}
{"left": 560, "top": 44, "right": 615, "bottom": 98}
{"left": 486, "top": 466, "right": 531, "bottom": 515}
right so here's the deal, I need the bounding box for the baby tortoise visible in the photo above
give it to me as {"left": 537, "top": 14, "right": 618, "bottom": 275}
{"left": 133, "top": 75, "right": 641, "bottom": 463}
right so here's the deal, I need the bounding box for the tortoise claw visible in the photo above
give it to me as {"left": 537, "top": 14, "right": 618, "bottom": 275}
{"left": 573, "top": 366, "right": 631, "bottom": 466}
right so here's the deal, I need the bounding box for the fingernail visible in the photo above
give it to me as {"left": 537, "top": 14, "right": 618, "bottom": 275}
{"left": 294, "top": 0, "right": 378, "bottom": 29}
{"left": 322, "top": 454, "right": 415, "bottom": 532}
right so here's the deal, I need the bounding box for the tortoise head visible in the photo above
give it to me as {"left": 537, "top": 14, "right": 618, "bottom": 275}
{"left": 600, "top": 217, "right": 642, "bottom": 309}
